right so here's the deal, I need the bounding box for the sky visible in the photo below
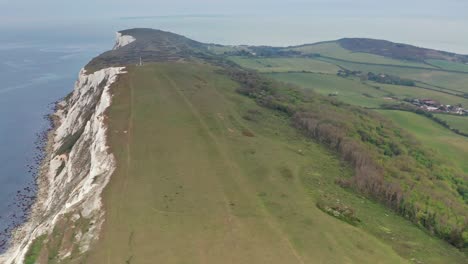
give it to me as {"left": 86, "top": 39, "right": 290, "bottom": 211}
{"left": 1, "top": 0, "right": 467, "bottom": 20}
{"left": 0, "top": 0, "right": 467, "bottom": 53}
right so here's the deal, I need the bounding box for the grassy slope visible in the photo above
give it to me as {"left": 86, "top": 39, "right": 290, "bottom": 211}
{"left": 84, "top": 62, "right": 467, "bottom": 264}
{"left": 264, "top": 70, "right": 468, "bottom": 193}
{"left": 289, "top": 42, "right": 435, "bottom": 68}
{"left": 378, "top": 110, "right": 468, "bottom": 174}
{"left": 434, "top": 114, "right": 468, "bottom": 134}
{"left": 239, "top": 54, "right": 468, "bottom": 107}
{"left": 229, "top": 52, "right": 468, "bottom": 172}
{"left": 267, "top": 72, "right": 391, "bottom": 108}
{"left": 266, "top": 70, "right": 468, "bottom": 108}
{"left": 265, "top": 71, "right": 468, "bottom": 109}
{"left": 427, "top": 59, "right": 468, "bottom": 72}
{"left": 375, "top": 83, "right": 468, "bottom": 106}
{"left": 316, "top": 57, "right": 468, "bottom": 94}
{"left": 230, "top": 55, "right": 468, "bottom": 108}
{"left": 207, "top": 44, "right": 251, "bottom": 54}
{"left": 231, "top": 53, "right": 468, "bottom": 250}
{"left": 229, "top": 56, "right": 340, "bottom": 74}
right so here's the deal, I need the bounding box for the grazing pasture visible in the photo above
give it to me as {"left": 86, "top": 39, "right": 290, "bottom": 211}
{"left": 289, "top": 42, "right": 435, "bottom": 68}
{"left": 378, "top": 110, "right": 468, "bottom": 174}
{"left": 82, "top": 63, "right": 468, "bottom": 264}
{"left": 267, "top": 72, "right": 391, "bottom": 108}
{"left": 426, "top": 59, "right": 468, "bottom": 72}
{"left": 230, "top": 56, "right": 340, "bottom": 74}
{"left": 434, "top": 113, "right": 468, "bottom": 136}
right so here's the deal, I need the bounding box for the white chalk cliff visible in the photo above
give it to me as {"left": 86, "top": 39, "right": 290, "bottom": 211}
{"left": 113, "top": 32, "right": 136, "bottom": 50}
{"left": 0, "top": 66, "right": 126, "bottom": 264}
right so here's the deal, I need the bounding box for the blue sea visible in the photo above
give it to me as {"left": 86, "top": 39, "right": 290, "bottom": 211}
{"left": 0, "top": 29, "right": 109, "bottom": 251}
{"left": 0, "top": 14, "right": 467, "bottom": 252}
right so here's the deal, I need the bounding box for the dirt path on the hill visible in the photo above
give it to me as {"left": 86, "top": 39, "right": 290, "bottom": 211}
{"left": 162, "top": 72, "right": 306, "bottom": 264}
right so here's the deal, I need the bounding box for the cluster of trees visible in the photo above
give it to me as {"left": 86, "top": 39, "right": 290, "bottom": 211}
{"left": 225, "top": 66, "right": 468, "bottom": 250}
{"left": 293, "top": 109, "right": 468, "bottom": 248}
{"left": 337, "top": 69, "right": 362, "bottom": 77}
{"left": 224, "top": 47, "right": 301, "bottom": 58}
{"left": 336, "top": 70, "right": 415, "bottom": 87}
{"left": 366, "top": 72, "right": 415, "bottom": 86}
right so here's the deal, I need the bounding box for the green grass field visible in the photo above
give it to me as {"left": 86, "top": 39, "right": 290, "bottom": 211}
{"left": 229, "top": 54, "right": 468, "bottom": 109}
{"left": 434, "top": 113, "right": 468, "bottom": 134}
{"left": 226, "top": 48, "right": 468, "bottom": 105}
{"left": 289, "top": 42, "right": 435, "bottom": 68}
{"left": 229, "top": 56, "right": 340, "bottom": 74}
{"left": 316, "top": 57, "right": 468, "bottom": 94}
{"left": 266, "top": 70, "right": 468, "bottom": 109}
{"left": 207, "top": 44, "right": 251, "bottom": 55}
{"left": 235, "top": 55, "right": 468, "bottom": 176}
{"left": 378, "top": 110, "right": 468, "bottom": 174}
{"left": 266, "top": 72, "right": 392, "bottom": 108}
{"left": 426, "top": 59, "right": 468, "bottom": 72}
{"left": 374, "top": 83, "right": 468, "bottom": 107}
{"left": 84, "top": 63, "right": 467, "bottom": 264}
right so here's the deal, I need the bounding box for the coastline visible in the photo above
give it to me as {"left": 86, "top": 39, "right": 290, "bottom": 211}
{"left": 0, "top": 67, "right": 127, "bottom": 263}
{"left": 0, "top": 107, "right": 60, "bottom": 261}
{"left": 0, "top": 110, "right": 53, "bottom": 253}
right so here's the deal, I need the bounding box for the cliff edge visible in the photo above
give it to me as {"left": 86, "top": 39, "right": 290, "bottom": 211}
{"left": 0, "top": 66, "right": 126, "bottom": 263}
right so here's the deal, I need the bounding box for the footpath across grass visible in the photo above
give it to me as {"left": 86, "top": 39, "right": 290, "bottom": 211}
{"left": 82, "top": 63, "right": 467, "bottom": 264}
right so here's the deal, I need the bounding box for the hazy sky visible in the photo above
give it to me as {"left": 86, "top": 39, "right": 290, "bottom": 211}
{"left": 1, "top": 0, "right": 467, "bottom": 20}
{"left": 0, "top": 0, "right": 467, "bottom": 53}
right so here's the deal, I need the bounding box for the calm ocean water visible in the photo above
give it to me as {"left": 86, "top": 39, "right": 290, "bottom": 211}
{"left": 0, "top": 33, "right": 108, "bottom": 251}
{"left": 0, "top": 14, "right": 467, "bottom": 252}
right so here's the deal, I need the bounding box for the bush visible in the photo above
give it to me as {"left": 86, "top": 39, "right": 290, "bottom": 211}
{"left": 316, "top": 199, "right": 361, "bottom": 226}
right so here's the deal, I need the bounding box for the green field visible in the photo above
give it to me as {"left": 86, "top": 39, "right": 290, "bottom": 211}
{"left": 267, "top": 72, "right": 392, "bottom": 108}
{"left": 289, "top": 42, "right": 435, "bottom": 68}
{"left": 316, "top": 57, "right": 468, "bottom": 94}
{"left": 84, "top": 63, "right": 467, "bottom": 264}
{"left": 379, "top": 110, "right": 468, "bottom": 174}
{"left": 234, "top": 53, "right": 468, "bottom": 177}
{"left": 226, "top": 44, "right": 468, "bottom": 107}
{"left": 229, "top": 56, "right": 340, "bottom": 74}
{"left": 434, "top": 113, "right": 468, "bottom": 134}
{"left": 265, "top": 70, "right": 468, "bottom": 108}
{"left": 207, "top": 44, "right": 251, "bottom": 55}
{"left": 427, "top": 59, "right": 468, "bottom": 72}
{"left": 374, "top": 83, "right": 468, "bottom": 107}
{"left": 229, "top": 54, "right": 468, "bottom": 109}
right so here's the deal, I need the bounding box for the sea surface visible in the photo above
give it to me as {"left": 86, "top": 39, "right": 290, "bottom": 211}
{"left": 0, "top": 31, "right": 108, "bottom": 252}
{"left": 0, "top": 14, "right": 467, "bottom": 253}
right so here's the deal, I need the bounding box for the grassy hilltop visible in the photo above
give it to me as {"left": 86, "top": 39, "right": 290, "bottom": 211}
{"left": 87, "top": 62, "right": 465, "bottom": 263}
{"left": 26, "top": 29, "right": 468, "bottom": 263}
{"left": 88, "top": 63, "right": 407, "bottom": 263}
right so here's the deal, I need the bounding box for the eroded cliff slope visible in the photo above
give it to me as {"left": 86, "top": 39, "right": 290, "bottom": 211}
{"left": 0, "top": 66, "right": 126, "bottom": 263}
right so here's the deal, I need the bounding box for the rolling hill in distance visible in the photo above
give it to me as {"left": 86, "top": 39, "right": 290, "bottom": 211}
{"left": 3, "top": 28, "right": 467, "bottom": 264}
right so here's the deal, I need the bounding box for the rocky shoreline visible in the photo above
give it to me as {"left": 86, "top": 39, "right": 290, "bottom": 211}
{"left": 0, "top": 98, "right": 62, "bottom": 258}
{"left": 0, "top": 67, "right": 126, "bottom": 263}
{"left": 0, "top": 106, "right": 56, "bottom": 253}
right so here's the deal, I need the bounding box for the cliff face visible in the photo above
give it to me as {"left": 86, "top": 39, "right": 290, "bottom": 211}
{"left": 0, "top": 67, "right": 126, "bottom": 264}
{"left": 113, "top": 32, "right": 136, "bottom": 50}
